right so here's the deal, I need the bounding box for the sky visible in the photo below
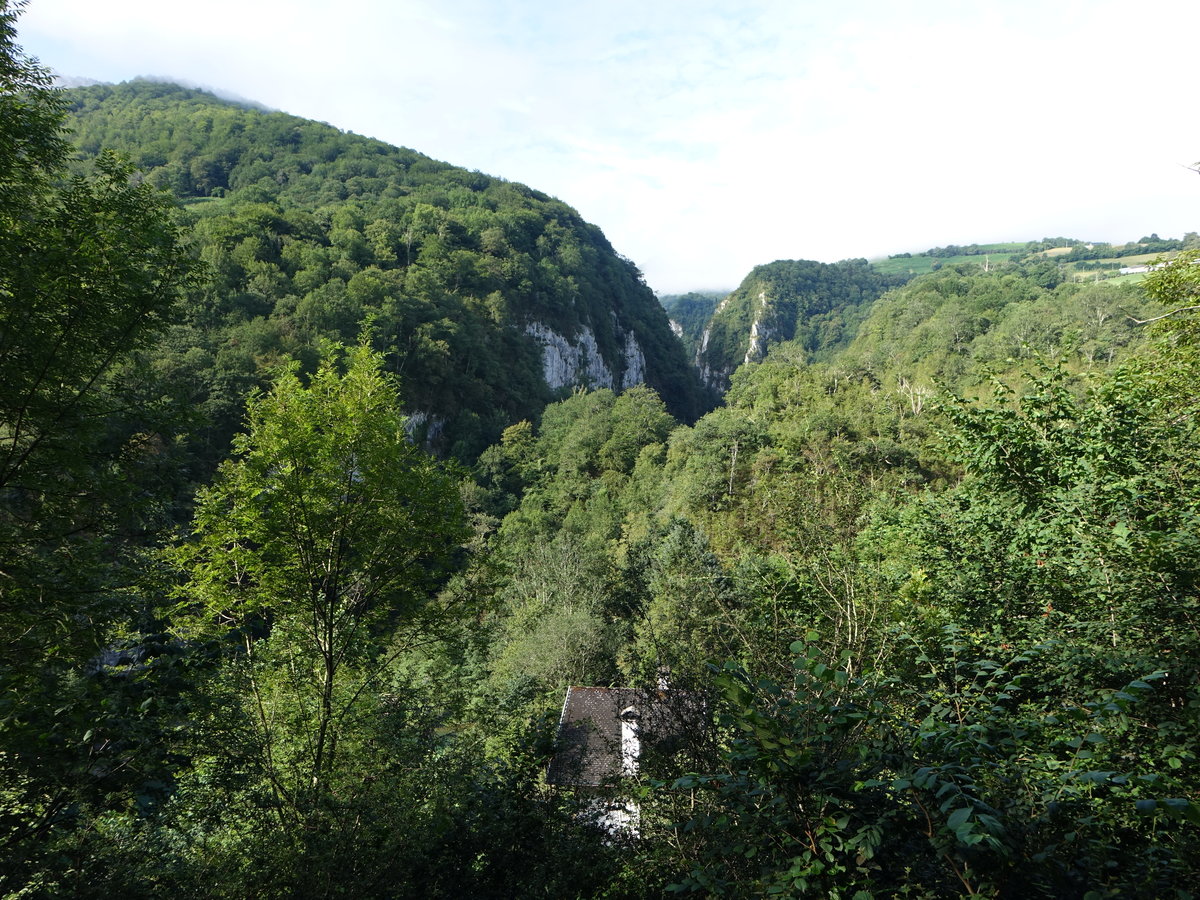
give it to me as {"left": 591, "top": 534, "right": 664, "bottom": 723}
{"left": 16, "top": 0, "right": 1200, "bottom": 294}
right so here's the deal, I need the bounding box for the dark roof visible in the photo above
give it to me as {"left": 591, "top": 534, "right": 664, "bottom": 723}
{"left": 546, "top": 686, "right": 704, "bottom": 787}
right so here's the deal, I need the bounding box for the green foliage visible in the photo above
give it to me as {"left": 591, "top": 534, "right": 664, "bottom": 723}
{"left": 4, "top": 5, "right": 1199, "bottom": 892}
{"left": 660, "top": 636, "right": 1197, "bottom": 898}
{"left": 0, "top": 0, "right": 66, "bottom": 205}
{"left": 0, "top": 4, "right": 196, "bottom": 888}
{"left": 487, "top": 385, "right": 677, "bottom": 552}
{"left": 63, "top": 81, "right": 705, "bottom": 465}
{"left": 695, "top": 259, "right": 906, "bottom": 392}
{"left": 660, "top": 290, "right": 726, "bottom": 359}
{"left": 840, "top": 264, "right": 1155, "bottom": 399}
{"left": 627, "top": 520, "right": 739, "bottom": 682}
{"left": 631, "top": 255, "right": 1200, "bottom": 898}
{"left": 1142, "top": 248, "right": 1200, "bottom": 311}
{"left": 879, "top": 358, "right": 1200, "bottom": 685}
{"left": 176, "top": 343, "right": 467, "bottom": 823}
{"left": 487, "top": 534, "right": 625, "bottom": 696}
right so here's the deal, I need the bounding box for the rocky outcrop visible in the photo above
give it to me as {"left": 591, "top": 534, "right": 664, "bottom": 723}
{"left": 525, "top": 322, "right": 648, "bottom": 392}
{"left": 692, "top": 259, "right": 901, "bottom": 395}
{"left": 620, "top": 329, "right": 647, "bottom": 388}
{"left": 694, "top": 322, "right": 724, "bottom": 390}
{"left": 744, "top": 316, "right": 766, "bottom": 366}
{"left": 743, "top": 291, "right": 770, "bottom": 366}
{"left": 525, "top": 322, "right": 612, "bottom": 389}
{"left": 404, "top": 410, "right": 447, "bottom": 444}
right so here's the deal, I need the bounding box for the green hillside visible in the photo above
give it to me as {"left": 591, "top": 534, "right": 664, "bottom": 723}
{"left": 465, "top": 253, "right": 1196, "bottom": 897}
{"left": 63, "top": 80, "right": 705, "bottom": 462}
{"left": 873, "top": 235, "right": 1200, "bottom": 281}
{"left": 871, "top": 243, "right": 1025, "bottom": 276}
{"left": 692, "top": 258, "right": 906, "bottom": 391}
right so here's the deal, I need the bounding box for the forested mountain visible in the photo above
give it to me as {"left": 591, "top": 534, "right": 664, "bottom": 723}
{"left": 693, "top": 258, "right": 906, "bottom": 391}
{"left": 3, "top": 4, "right": 1199, "bottom": 896}
{"left": 63, "top": 80, "right": 705, "bottom": 462}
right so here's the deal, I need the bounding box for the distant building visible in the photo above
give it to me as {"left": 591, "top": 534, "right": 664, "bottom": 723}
{"left": 547, "top": 683, "right": 707, "bottom": 835}
{"left": 1119, "top": 262, "right": 1171, "bottom": 275}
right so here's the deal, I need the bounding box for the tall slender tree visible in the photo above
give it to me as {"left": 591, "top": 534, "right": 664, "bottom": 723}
{"left": 179, "top": 343, "right": 467, "bottom": 827}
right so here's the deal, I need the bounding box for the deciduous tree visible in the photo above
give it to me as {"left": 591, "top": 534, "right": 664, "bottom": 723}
{"left": 179, "top": 343, "right": 467, "bottom": 823}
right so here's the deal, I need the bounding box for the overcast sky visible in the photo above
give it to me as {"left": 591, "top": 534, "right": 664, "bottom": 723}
{"left": 16, "top": 0, "right": 1200, "bottom": 294}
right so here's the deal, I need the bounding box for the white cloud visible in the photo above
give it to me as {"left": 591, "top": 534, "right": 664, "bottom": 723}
{"left": 16, "top": 0, "right": 1200, "bottom": 293}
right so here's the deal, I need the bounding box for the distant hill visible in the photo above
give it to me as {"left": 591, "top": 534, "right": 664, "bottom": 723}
{"left": 692, "top": 259, "right": 906, "bottom": 392}
{"left": 684, "top": 235, "right": 1180, "bottom": 401}
{"left": 838, "top": 260, "right": 1159, "bottom": 396}
{"left": 64, "top": 81, "right": 706, "bottom": 461}
{"left": 872, "top": 235, "right": 1199, "bottom": 281}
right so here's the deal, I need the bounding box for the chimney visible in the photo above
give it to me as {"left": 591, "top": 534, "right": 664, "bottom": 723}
{"left": 619, "top": 706, "right": 640, "bottom": 777}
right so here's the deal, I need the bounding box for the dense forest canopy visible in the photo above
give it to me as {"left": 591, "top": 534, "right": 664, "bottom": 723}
{"left": 2, "top": 3, "right": 1198, "bottom": 896}
{"left": 692, "top": 258, "right": 908, "bottom": 392}
{"left": 62, "top": 78, "right": 705, "bottom": 465}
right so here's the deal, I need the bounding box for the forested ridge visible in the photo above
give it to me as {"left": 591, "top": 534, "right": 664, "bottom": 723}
{"left": 2, "top": 3, "right": 1198, "bottom": 896}
{"left": 692, "top": 259, "right": 908, "bottom": 392}
{"left": 62, "top": 77, "right": 706, "bottom": 467}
